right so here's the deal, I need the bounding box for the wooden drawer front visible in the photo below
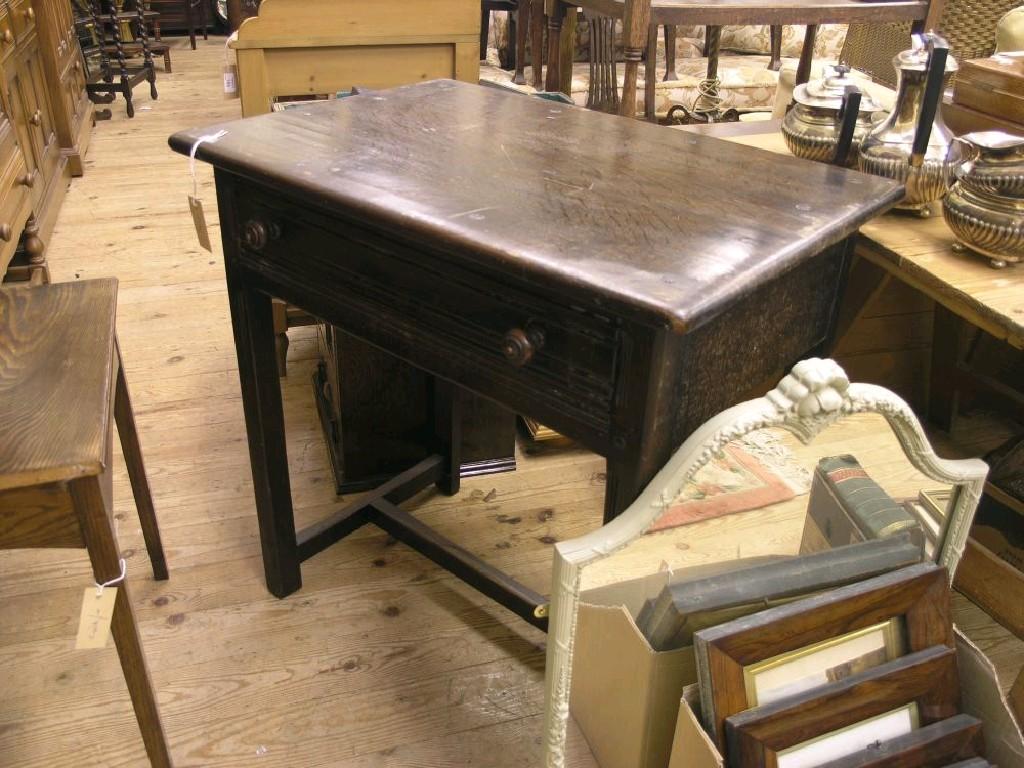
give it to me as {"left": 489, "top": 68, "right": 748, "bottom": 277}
{"left": 9, "top": 0, "right": 34, "bottom": 42}
{"left": 0, "top": 144, "right": 31, "bottom": 274}
{"left": 234, "top": 190, "right": 621, "bottom": 441}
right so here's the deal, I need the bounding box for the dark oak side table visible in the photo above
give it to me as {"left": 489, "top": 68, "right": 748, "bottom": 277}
{"left": 170, "top": 80, "right": 901, "bottom": 626}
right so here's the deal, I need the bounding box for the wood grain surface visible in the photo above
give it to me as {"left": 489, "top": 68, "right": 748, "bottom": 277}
{"left": 170, "top": 79, "right": 903, "bottom": 332}
{"left": 0, "top": 279, "right": 118, "bottom": 490}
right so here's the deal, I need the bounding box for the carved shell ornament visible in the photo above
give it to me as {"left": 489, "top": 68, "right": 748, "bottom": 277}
{"left": 768, "top": 358, "right": 850, "bottom": 417}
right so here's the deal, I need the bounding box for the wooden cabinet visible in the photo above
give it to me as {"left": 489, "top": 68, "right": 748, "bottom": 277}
{"left": 0, "top": 95, "right": 31, "bottom": 276}
{"left": 0, "top": 0, "right": 86, "bottom": 283}
{"left": 33, "top": 0, "right": 91, "bottom": 175}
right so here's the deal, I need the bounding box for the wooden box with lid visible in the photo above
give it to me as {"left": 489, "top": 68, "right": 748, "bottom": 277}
{"left": 953, "top": 53, "right": 1024, "bottom": 127}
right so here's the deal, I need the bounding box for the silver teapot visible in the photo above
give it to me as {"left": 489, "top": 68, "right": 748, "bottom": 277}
{"left": 943, "top": 131, "right": 1024, "bottom": 268}
{"left": 859, "top": 33, "right": 966, "bottom": 214}
{"left": 782, "top": 65, "right": 883, "bottom": 167}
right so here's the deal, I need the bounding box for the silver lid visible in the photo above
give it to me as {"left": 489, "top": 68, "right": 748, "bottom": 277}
{"left": 792, "top": 64, "right": 881, "bottom": 112}
{"left": 894, "top": 33, "right": 959, "bottom": 74}
{"left": 961, "top": 130, "right": 1024, "bottom": 151}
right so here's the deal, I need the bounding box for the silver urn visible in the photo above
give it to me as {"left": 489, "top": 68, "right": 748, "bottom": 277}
{"left": 943, "top": 131, "right": 1024, "bottom": 268}
{"left": 782, "top": 65, "right": 883, "bottom": 168}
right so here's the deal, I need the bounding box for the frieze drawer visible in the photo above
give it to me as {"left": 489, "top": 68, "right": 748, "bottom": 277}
{"left": 232, "top": 188, "right": 621, "bottom": 440}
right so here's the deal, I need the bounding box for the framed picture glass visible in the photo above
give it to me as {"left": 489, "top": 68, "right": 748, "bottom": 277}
{"left": 776, "top": 704, "right": 919, "bottom": 768}
{"left": 744, "top": 618, "right": 905, "bottom": 706}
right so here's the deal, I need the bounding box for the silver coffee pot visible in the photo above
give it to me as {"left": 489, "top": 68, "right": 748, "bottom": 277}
{"left": 858, "top": 33, "right": 965, "bottom": 214}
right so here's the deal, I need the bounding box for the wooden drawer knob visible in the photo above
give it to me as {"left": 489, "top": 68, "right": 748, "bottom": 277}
{"left": 241, "top": 219, "right": 280, "bottom": 251}
{"left": 23, "top": 7, "right": 33, "bottom": 21}
{"left": 2, "top": 30, "right": 12, "bottom": 44}
{"left": 17, "top": 172, "right": 33, "bottom": 187}
{"left": 29, "top": 110, "right": 41, "bottom": 126}
{"left": 0, "top": 223, "right": 12, "bottom": 242}
{"left": 502, "top": 325, "right": 545, "bottom": 367}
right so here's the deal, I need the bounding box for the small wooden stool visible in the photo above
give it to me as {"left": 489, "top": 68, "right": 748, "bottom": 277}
{"left": 0, "top": 279, "right": 172, "bottom": 767}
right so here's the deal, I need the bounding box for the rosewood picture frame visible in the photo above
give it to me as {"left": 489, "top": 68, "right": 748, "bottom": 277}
{"left": 542, "top": 359, "right": 988, "bottom": 768}
{"left": 694, "top": 563, "right": 955, "bottom": 748}
{"left": 815, "top": 713, "right": 984, "bottom": 768}
{"left": 725, "top": 646, "right": 961, "bottom": 768}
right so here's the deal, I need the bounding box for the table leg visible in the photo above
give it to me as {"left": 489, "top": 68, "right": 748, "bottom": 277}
{"left": 480, "top": 7, "right": 491, "bottom": 62}
{"left": 645, "top": 26, "right": 657, "bottom": 121}
{"left": 704, "top": 24, "right": 721, "bottom": 82}
{"left": 928, "top": 303, "right": 964, "bottom": 432}
{"left": 544, "top": 0, "right": 567, "bottom": 93}
{"left": 531, "top": 0, "right": 545, "bottom": 88}
{"left": 514, "top": 0, "right": 530, "bottom": 84}
{"left": 225, "top": 271, "right": 301, "bottom": 598}
{"left": 664, "top": 24, "right": 678, "bottom": 81}
{"left": 432, "top": 378, "right": 462, "bottom": 496}
{"left": 795, "top": 24, "right": 818, "bottom": 86}
{"left": 559, "top": 8, "right": 577, "bottom": 96}
{"left": 768, "top": 25, "right": 782, "bottom": 71}
{"left": 604, "top": 447, "right": 671, "bottom": 523}
{"left": 185, "top": 0, "right": 196, "bottom": 50}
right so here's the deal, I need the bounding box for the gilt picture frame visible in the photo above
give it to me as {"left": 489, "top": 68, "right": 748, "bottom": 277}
{"left": 724, "top": 646, "right": 961, "bottom": 768}
{"left": 741, "top": 618, "right": 905, "bottom": 707}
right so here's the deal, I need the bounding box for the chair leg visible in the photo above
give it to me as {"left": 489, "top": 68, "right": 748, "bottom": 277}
{"left": 664, "top": 24, "right": 678, "bottom": 81}
{"left": 530, "top": 0, "right": 545, "bottom": 88}
{"left": 768, "top": 25, "right": 782, "bottom": 71}
{"left": 480, "top": 7, "right": 490, "bottom": 59}
{"left": 70, "top": 475, "right": 173, "bottom": 768}
{"left": 513, "top": 0, "right": 529, "bottom": 84}
{"left": 114, "top": 339, "right": 168, "bottom": 581}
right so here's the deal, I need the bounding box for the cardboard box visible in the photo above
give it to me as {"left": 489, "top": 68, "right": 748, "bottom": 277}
{"left": 570, "top": 570, "right": 697, "bottom": 768}
{"left": 571, "top": 570, "right": 1024, "bottom": 768}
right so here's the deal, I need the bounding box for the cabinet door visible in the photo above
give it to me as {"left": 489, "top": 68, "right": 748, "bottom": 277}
{"left": 5, "top": 62, "right": 38, "bottom": 189}
{"left": 20, "top": 41, "right": 59, "bottom": 199}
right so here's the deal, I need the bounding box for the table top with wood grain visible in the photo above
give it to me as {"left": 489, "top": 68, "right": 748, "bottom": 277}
{"left": 0, "top": 279, "right": 118, "bottom": 490}
{"left": 170, "top": 80, "right": 901, "bottom": 332}
{"left": 567, "top": 0, "right": 927, "bottom": 26}
{"left": 678, "top": 119, "right": 1024, "bottom": 349}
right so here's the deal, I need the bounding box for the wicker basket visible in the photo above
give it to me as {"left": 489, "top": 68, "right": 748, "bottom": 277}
{"left": 839, "top": 0, "right": 1023, "bottom": 87}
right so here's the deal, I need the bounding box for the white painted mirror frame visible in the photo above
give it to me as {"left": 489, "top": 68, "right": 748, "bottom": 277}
{"left": 541, "top": 358, "right": 989, "bottom": 768}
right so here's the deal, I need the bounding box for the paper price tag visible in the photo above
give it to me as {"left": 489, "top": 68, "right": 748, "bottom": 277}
{"left": 189, "top": 195, "right": 212, "bottom": 252}
{"left": 223, "top": 64, "right": 239, "bottom": 98}
{"left": 75, "top": 587, "right": 117, "bottom": 649}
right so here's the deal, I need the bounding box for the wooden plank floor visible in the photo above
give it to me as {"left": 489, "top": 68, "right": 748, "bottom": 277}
{"left": 1, "top": 38, "right": 1020, "bottom": 768}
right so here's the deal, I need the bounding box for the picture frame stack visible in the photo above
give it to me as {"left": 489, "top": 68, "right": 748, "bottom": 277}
{"left": 694, "top": 564, "right": 986, "bottom": 767}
